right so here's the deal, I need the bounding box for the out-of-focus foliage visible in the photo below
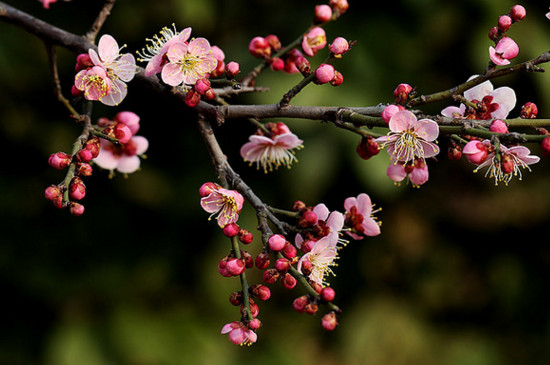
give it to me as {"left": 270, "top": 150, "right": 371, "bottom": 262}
{"left": 2, "top": 0, "right": 550, "bottom": 364}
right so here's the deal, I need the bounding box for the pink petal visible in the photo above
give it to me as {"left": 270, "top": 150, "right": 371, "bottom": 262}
{"left": 389, "top": 110, "right": 416, "bottom": 133}
{"left": 489, "top": 46, "right": 511, "bottom": 66}
{"left": 94, "top": 149, "right": 119, "bottom": 170}
{"left": 343, "top": 196, "right": 357, "bottom": 213}
{"left": 100, "top": 78, "right": 127, "bottom": 106}
{"left": 355, "top": 193, "right": 372, "bottom": 217}
{"left": 114, "top": 54, "right": 136, "bottom": 82}
{"left": 441, "top": 105, "right": 465, "bottom": 118}
{"left": 188, "top": 37, "right": 211, "bottom": 56}
{"left": 98, "top": 34, "right": 119, "bottom": 64}
{"left": 116, "top": 155, "right": 141, "bottom": 174}
{"left": 167, "top": 42, "right": 188, "bottom": 62}
{"left": 464, "top": 77, "right": 493, "bottom": 102}
{"left": 327, "top": 211, "right": 344, "bottom": 232}
{"left": 361, "top": 218, "right": 381, "bottom": 236}
{"left": 387, "top": 163, "right": 407, "bottom": 182}
{"left": 414, "top": 119, "right": 439, "bottom": 141}
{"left": 420, "top": 140, "right": 440, "bottom": 159}
{"left": 313, "top": 203, "right": 330, "bottom": 222}
{"left": 490, "top": 87, "right": 516, "bottom": 119}
{"left": 161, "top": 63, "right": 184, "bottom": 86}
{"left": 131, "top": 136, "right": 149, "bottom": 155}
{"left": 273, "top": 133, "right": 303, "bottom": 148}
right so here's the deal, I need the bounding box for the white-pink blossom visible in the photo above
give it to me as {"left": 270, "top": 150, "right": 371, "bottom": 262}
{"left": 138, "top": 26, "right": 192, "bottom": 77}
{"left": 374, "top": 110, "right": 439, "bottom": 163}
{"left": 93, "top": 136, "right": 149, "bottom": 175}
{"left": 302, "top": 27, "right": 327, "bottom": 57}
{"left": 297, "top": 233, "right": 339, "bottom": 286}
{"left": 74, "top": 66, "right": 112, "bottom": 102}
{"left": 200, "top": 187, "right": 244, "bottom": 228}
{"left": 221, "top": 321, "right": 257, "bottom": 346}
{"left": 161, "top": 38, "right": 217, "bottom": 86}
{"left": 343, "top": 193, "right": 381, "bottom": 240}
{"left": 489, "top": 37, "right": 519, "bottom": 66}
{"left": 240, "top": 123, "right": 303, "bottom": 173}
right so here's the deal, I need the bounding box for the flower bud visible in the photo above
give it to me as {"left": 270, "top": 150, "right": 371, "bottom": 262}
{"left": 248, "top": 318, "right": 262, "bottom": 330}
{"left": 255, "top": 250, "right": 271, "bottom": 270}
{"left": 509, "top": 5, "right": 526, "bottom": 22}
{"left": 282, "top": 273, "right": 297, "bottom": 289}
{"left": 321, "top": 287, "right": 336, "bottom": 302}
{"left": 541, "top": 137, "right": 550, "bottom": 158}
{"left": 69, "top": 177, "right": 86, "bottom": 201}
{"left": 218, "top": 257, "right": 232, "bottom": 277}
{"left": 498, "top": 15, "right": 512, "bottom": 32}
{"left": 282, "top": 242, "right": 297, "bottom": 259}
{"left": 241, "top": 250, "right": 254, "bottom": 269}
{"left": 114, "top": 123, "right": 133, "bottom": 144}
{"left": 114, "top": 111, "right": 140, "bottom": 135}
{"left": 294, "top": 56, "right": 311, "bottom": 76}
{"left": 199, "top": 182, "right": 220, "bottom": 197}
{"left": 44, "top": 185, "right": 62, "bottom": 202}
{"left": 270, "top": 57, "right": 285, "bottom": 71}
{"left": 222, "top": 223, "right": 240, "bottom": 237}
{"left": 238, "top": 229, "right": 253, "bottom": 244}
{"left": 490, "top": 119, "right": 509, "bottom": 134}
{"left": 304, "top": 302, "right": 319, "bottom": 315}
{"left": 315, "top": 63, "right": 335, "bottom": 84}
{"left": 248, "top": 36, "right": 271, "bottom": 58}
{"left": 75, "top": 162, "right": 93, "bottom": 177}
{"left": 393, "top": 83, "right": 413, "bottom": 104}
{"left": 225, "top": 61, "right": 240, "bottom": 79}
{"left": 275, "top": 258, "right": 291, "bottom": 272}
{"left": 329, "top": 0, "right": 349, "bottom": 17}
{"left": 226, "top": 258, "right": 246, "bottom": 276}
{"left": 447, "top": 143, "right": 463, "bottom": 161}
{"left": 321, "top": 312, "right": 338, "bottom": 330}
{"left": 293, "top": 200, "right": 307, "bottom": 211}
{"left": 330, "top": 70, "right": 344, "bottom": 86}
{"left": 75, "top": 53, "right": 93, "bottom": 72}
{"left": 48, "top": 152, "right": 72, "bottom": 169}
{"left": 298, "top": 209, "right": 317, "bottom": 228}
{"left": 184, "top": 90, "right": 201, "bottom": 107}
{"left": 356, "top": 136, "right": 380, "bottom": 160}
{"left": 268, "top": 234, "right": 286, "bottom": 251}
{"left": 75, "top": 148, "right": 94, "bottom": 163}
{"left": 488, "top": 26, "right": 499, "bottom": 42}
{"left": 264, "top": 34, "right": 281, "bottom": 52}
{"left": 520, "top": 102, "right": 538, "bottom": 119}
{"left": 381, "top": 104, "right": 405, "bottom": 123}
{"left": 262, "top": 268, "right": 280, "bottom": 284}
{"left": 69, "top": 202, "right": 85, "bottom": 216}
{"left": 229, "top": 291, "right": 243, "bottom": 306}
{"left": 463, "top": 140, "right": 489, "bottom": 165}
{"left": 329, "top": 37, "right": 349, "bottom": 55}
{"left": 242, "top": 300, "right": 259, "bottom": 318}
{"left": 251, "top": 284, "right": 271, "bottom": 301}
{"left": 293, "top": 295, "right": 309, "bottom": 313}
{"left": 194, "top": 78, "right": 211, "bottom": 95}
{"left": 310, "top": 282, "right": 323, "bottom": 294}
{"left": 314, "top": 4, "right": 333, "bottom": 24}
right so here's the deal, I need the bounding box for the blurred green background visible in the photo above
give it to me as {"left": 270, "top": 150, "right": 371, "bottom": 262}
{"left": 2, "top": 0, "right": 550, "bottom": 364}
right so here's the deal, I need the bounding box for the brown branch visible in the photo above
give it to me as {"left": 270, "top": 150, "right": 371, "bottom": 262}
{"left": 85, "top": 0, "right": 117, "bottom": 43}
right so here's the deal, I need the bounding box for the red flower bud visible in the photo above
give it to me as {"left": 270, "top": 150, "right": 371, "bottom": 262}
{"left": 48, "top": 152, "right": 72, "bottom": 169}
{"left": 282, "top": 273, "right": 297, "bottom": 289}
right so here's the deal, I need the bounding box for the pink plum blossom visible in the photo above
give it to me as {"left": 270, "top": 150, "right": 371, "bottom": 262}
{"left": 221, "top": 321, "right": 257, "bottom": 346}
{"left": 469, "top": 140, "right": 540, "bottom": 185}
{"left": 315, "top": 63, "right": 335, "bottom": 84}
{"left": 344, "top": 193, "right": 381, "bottom": 240}
{"left": 463, "top": 140, "right": 490, "bottom": 165}
{"left": 74, "top": 66, "right": 112, "bottom": 102}
{"left": 297, "top": 233, "right": 339, "bottom": 286}
{"left": 302, "top": 27, "right": 327, "bottom": 57}
{"left": 240, "top": 123, "right": 303, "bottom": 173}
{"left": 137, "top": 26, "right": 192, "bottom": 77}
{"left": 329, "top": 37, "right": 349, "bottom": 55}
{"left": 200, "top": 186, "right": 244, "bottom": 228}
{"left": 374, "top": 110, "right": 440, "bottom": 163}
{"left": 441, "top": 76, "right": 516, "bottom": 119}
{"left": 93, "top": 135, "right": 149, "bottom": 175}
{"left": 546, "top": 12, "right": 550, "bottom": 20}
{"left": 295, "top": 204, "right": 344, "bottom": 250}
{"left": 88, "top": 34, "right": 136, "bottom": 106}
{"left": 161, "top": 38, "right": 217, "bottom": 86}
{"left": 489, "top": 37, "right": 519, "bottom": 66}
{"left": 39, "top": 0, "right": 70, "bottom": 9}
{"left": 386, "top": 159, "right": 429, "bottom": 187}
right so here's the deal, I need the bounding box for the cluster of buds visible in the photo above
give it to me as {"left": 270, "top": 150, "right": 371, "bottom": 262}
{"left": 293, "top": 288, "right": 339, "bottom": 330}
{"left": 249, "top": 34, "right": 307, "bottom": 75}
{"left": 314, "top": 63, "right": 343, "bottom": 86}
{"left": 488, "top": 5, "right": 524, "bottom": 66}
{"left": 312, "top": 1, "right": 349, "bottom": 23}
{"left": 45, "top": 136, "right": 100, "bottom": 216}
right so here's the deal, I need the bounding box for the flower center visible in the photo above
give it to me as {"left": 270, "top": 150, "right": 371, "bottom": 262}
{"left": 393, "top": 130, "right": 424, "bottom": 162}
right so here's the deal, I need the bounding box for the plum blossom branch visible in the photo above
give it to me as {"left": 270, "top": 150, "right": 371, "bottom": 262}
{"left": 85, "top": 0, "right": 117, "bottom": 43}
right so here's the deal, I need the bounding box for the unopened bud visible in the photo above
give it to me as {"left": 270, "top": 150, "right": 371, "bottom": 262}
{"left": 185, "top": 90, "right": 201, "bottom": 107}
{"left": 44, "top": 185, "right": 62, "bottom": 202}
{"left": 262, "top": 268, "right": 280, "bottom": 284}
{"left": 498, "top": 15, "right": 512, "bottom": 32}
{"left": 69, "top": 177, "right": 86, "bottom": 201}
{"left": 393, "top": 83, "right": 413, "bottom": 104}
{"left": 520, "top": 102, "right": 538, "bottom": 119}
{"left": 268, "top": 234, "right": 286, "bottom": 251}
{"left": 509, "top": 5, "right": 526, "bottom": 22}
{"left": 226, "top": 258, "right": 246, "bottom": 276}
{"left": 356, "top": 136, "right": 380, "bottom": 160}
{"left": 48, "top": 152, "right": 72, "bottom": 169}
{"left": 314, "top": 4, "right": 333, "bottom": 24}
{"left": 255, "top": 250, "right": 271, "bottom": 270}
{"left": 490, "top": 119, "right": 509, "bottom": 134}
{"left": 330, "top": 70, "right": 344, "bottom": 86}
{"left": 251, "top": 284, "right": 271, "bottom": 301}
{"left": 321, "top": 312, "right": 338, "bottom": 330}
{"left": 69, "top": 202, "right": 85, "bottom": 216}
{"left": 229, "top": 291, "right": 243, "bottom": 306}
{"left": 225, "top": 61, "right": 240, "bottom": 79}
{"left": 222, "top": 223, "right": 240, "bottom": 237}
{"left": 275, "top": 258, "right": 291, "bottom": 272}
{"left": 293, "top": 295, "right": 309, "bottom": 313}
{"left": 238, "top": 228, "right": 253, "bottom": 244}
{"left": 321, "top": 287, "right": 336, "bottom": 302}
{"left": 282, "top": 273, "right": 297, "bottom": 289}
{"left": 248, "top": 36, "right": 271, "bottom": 58}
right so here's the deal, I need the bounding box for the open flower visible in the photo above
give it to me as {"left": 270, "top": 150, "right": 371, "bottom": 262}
{"left": 441, "top": 76, "right": 516, "bottom": 119}
{"left": 93, "top": 136, "right": 149, "bottom": 175}
{"left": 161, "top": 38, "right": 217, "bottom": 86}
{"left": 302, "top": 27, "right": 327, "bottom": 57}
{"left": 295, "top": 203, "right": 344, "bottom": 251}
{"left": 489, "top": 37, "right": 519, "bottom": 66}
{"left": 221, "top": 321, "right": 257, "bottom": 346}
{"left": 200, "top": 186, "right": 244, "bottom": 227}
{"left": 375, "top": 110, "right": 439, "bottom": 163}
{"left": 137, "top": 26, "right": 192, "bottom": 77}
{"left": 87, "top": 34, "right": 136, "bottom": 106}
{"left": 297, "top": 233, "right": 339, "bottom": 286}
{"left": 240, "top": 122, "right": 303, "bottom": 173}
{"left": 74, "top": 66, "right": 112, "bottom": 101}
{"left": 344, "top": 193, "right": 381, "bottom": 240}
{"left": 471, "top": 141, "right": 540, "bottom": 185}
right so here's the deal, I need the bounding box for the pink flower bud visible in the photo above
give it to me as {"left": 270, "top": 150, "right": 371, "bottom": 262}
{"left": 329, "top": 0, "right": 349, "bottom": 17}
{"left": 293, "top": 295, "right": 309, "bottom": 313}
{"left": 314, "top": 4, "right": 333, "bottom": 24}
{"left": 114, "top": 111, "right": 140, "bottom": 135}
{"left": 330, "top": 70, "right": 344, "bottom": 86}
{"left": 69, "top": 177, "right": 86, "bottom": 201}
{"left": 509, "top": 5, "right": 526, "bottom": 22}
{"left": 199, "top": 182, "right": 220, "bottom": 197}
{"left": 249, "top": 36, "right": 271, "bottom": 58}
{"left": 48, "top": 152, "right": 72, "bottom": 170}
{"left": 226, "top": 258, "right": 246, "bottom": 276}
{"left": 393, "top": 83, "right": 413, "bottom": 104}
{"left": 238, "top": 229, "right": 253, "bottom": 244}
{"left": 498, "top": 15, "right": 512, "bottom": 32}
{"left": 265, "top": 34, "right": 281, "bottom": 52}
{"left": 520, "top": 102, "right": 538, "bottom": 119}
{"left": 241, "top": 250, "right": 254, "bottom": 269}
{"left": 489, "top": 37, "right": 519, "bottom": 66}
{"left": 356, "top": 136, "right": 380, "bottom": 160}
{"left": 251, "top": 284, "right": 271, "bottom": 301}
{"left": 69, "top": 202, "right": 85, "bottom": 216}
{"left": 275, "top": 258, "right": 290, "bottom": 272}
{"left": 448, "top": 143, "right": 463, "bottom": 161}
{"left": 75, "top": 163, "right": 93, "bottom": 177}
{"left": 304, "top": 302, "right": 319, "bottom": 315}
{"left": 282, "top": 273, "right": 297, "bottom": 289}
{"left": 490, "top": 119, "right": 509, "bottom": 134}
{"left": 268, "top": 234, "right": 286, "bottom": 251}
{"left": 84, "top": 138, "right": 101, "bottom": 159}
{"left": 222, "top": 223, "right": 240, "bottom": 237}
{"left": 262, "top": 268, "right": 280, "bottom": 284}
{"left": 194, "top": 78, "right": 211, "bottom": 95}
{"left": 282, "top": 242, "right": 297, "bottom": 259}
{"left": 295, "top": 55, "right": 311, "bottom": 76}
{"left": 255, "top": 250, "right": 270, "bottom": 270}
{"left": 381, "top": 104, "right": 405, "bottom": 123}
{"left": 463, "top": 140, "right": 489, "bottom": 165}
{"left": 114, "top": 123, "right": 132, "bottom": 144}
{"left": 229, "top": 291, "right": 243, "bottom": 306}
{"left": 185, "top": 90, "right": 201, "bottom": 107}
{"left": 75, "top": 53, "right": 93, "bottom": 72}
{"left": 218, "top": 257, "right": 232, "bottom": 277}
{"left": 321, "top": 312, "right": 338, "bottom": 330}
{"left": 225, "top": 61, "right": 240, "bottom": 79}
{"left": 321, "top": 287, "right": 336, "bottom": 302}
{"left": 488, "top": 26, "right": 499, "bottom": 42}
{"left": 541, "top": 137, "right": 550, "bottom": 158}
{"left": 298, "top": 210, "right": 317, "bottom": 228}
{"left": 329, "top": 37, "right": 349, "bottom": 55}
{"left": 44, "top": 185, "right": 62, "bottom": 202}
{"left": 270, "top": 57, "right": 285, "bottom": 71}
{"left": 75, "top": 148, "right": 94, "bottom": 163}
{"left": 315, "top": 63, "right": 335, "bottom": 84}
{"left": 248, "top": 318, "right": 262, "bottom": 330}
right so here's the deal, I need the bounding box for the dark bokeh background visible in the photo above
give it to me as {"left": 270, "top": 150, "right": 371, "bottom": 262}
{"left": 2, "top": 0, "right": 550, "bottom": 364}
